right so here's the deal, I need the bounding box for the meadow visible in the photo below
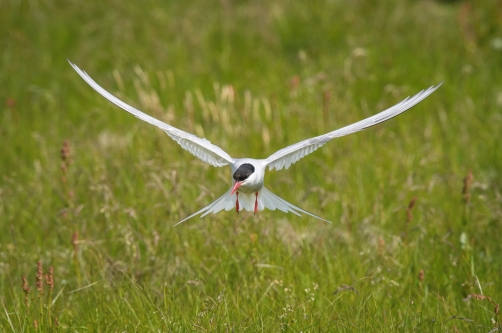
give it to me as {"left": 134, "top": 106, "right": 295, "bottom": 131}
{"left": 1, "top": 0, "right": 502, "bottom": 331}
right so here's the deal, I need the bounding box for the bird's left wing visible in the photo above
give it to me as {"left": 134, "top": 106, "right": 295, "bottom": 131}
{"left": 69, "top": 61, "right": 234, "bottom": 167}
{"left": 264, "top": 84, "right": 441, "bottom": 171}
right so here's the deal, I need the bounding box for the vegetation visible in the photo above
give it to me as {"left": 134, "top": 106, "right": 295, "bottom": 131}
{"left": 1, "top": 0, "right": 501, "bottom": 331}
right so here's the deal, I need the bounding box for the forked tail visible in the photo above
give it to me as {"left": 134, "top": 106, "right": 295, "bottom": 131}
{"left": 175, "top": 187, "right": 331, "bottom": 225}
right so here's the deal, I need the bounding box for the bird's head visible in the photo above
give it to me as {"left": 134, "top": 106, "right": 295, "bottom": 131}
{"left": 231, "top": 163, "right": 255, "bottom": 194}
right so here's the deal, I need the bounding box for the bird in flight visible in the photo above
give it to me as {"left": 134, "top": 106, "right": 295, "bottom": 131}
{"left": 69, "top": 61, "right": 440, "bottom": 225}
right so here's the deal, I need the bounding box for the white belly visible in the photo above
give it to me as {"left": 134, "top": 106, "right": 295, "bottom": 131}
{"left": 237, "top": 181, "right": 263, "bottom": 194}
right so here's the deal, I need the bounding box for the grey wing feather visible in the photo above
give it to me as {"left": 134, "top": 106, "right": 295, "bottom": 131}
{"left": 265, "top": 84, "right": 441, "bottom": 171}
{"left": 69, "top": 61, "right": 234, "bottom": 167}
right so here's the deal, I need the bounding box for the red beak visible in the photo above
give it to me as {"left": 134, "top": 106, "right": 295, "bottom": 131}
{"left": 231, "top": 181, "right": 243, "bottom": 195}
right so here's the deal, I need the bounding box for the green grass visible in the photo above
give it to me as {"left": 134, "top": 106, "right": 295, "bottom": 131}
{"left": 1, "top": 0, "right": 502, "bottom": 331}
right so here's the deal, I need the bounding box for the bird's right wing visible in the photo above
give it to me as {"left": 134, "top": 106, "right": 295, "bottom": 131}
{"left": 69, "top": 61, "right": 234, "bottom": 167}
{"left": 264, "top": 84, "right": 441, "bottom": 171}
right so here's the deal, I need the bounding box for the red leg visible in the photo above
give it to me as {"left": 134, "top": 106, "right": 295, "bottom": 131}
{"left": 254, "top": 192, "right": 258, "bottom": 215}
{"left": 236, "top": 191, "right": 239, "bottom": 213}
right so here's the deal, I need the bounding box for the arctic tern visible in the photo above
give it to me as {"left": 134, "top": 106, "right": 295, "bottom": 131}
{"left": 69, "top": 61, "right": 440, "bottom": 225}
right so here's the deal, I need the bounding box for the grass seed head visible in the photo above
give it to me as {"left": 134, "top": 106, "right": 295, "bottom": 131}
{"left": 378, "top": 237, "right": 385, "bottom": 255}
{"left": 22, "top": 275, "right": 30, "bottom": 307}
{"left": 289, "top": 75, "right": 300, "bottom": 91}
{"left": 457, "top": 2, "right": 477, "bottom": 50}
{"left": 471, "top": 294, "right": 488, "bottom": 300}
{"left": 418, "top": 269, "right": 425, "bottom": 282}
{"left": 469, "top": 294, "right": 499, "bottom": 315}
{"left": 36, "top": 261, "right": 44, "bottom": 295}
{"left": 6, "top": 98, "right": 16, "bottom": 108}
{"left": 72, "top": 231, "right": 79, "bottom": 253}
{"left": 45, "top": 266, "right": 54, "bottom": 292}
{"left": 22, "top": 276, "right": 30, "bottom": 294}
{"left": 462, "top": 170, "right": 474, "bottom": 203}
{"left": 333, "top": 284, "right": 359, "bottom": 295}
{"left": 60, "top": 139, "right": 74, "bottom": 204}
{"left": 406, "top": 196, "right": 417, "bottom": 224}
{"left": 60, "top": 139, "right": 71, "bottom": 165}
{"left": 61, "top": 140, "right": 72, "bottom": 185}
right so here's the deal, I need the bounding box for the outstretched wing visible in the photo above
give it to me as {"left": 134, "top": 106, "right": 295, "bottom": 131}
{"left": 264, "top": 84, "right": 441, "bottom": 171}
{"left": 69, "top": 61, "right": 234, "bottom": 167}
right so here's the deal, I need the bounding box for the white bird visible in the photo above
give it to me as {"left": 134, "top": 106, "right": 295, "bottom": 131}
{"left": 69, "top": 61, "right": 441, "bottom": 225}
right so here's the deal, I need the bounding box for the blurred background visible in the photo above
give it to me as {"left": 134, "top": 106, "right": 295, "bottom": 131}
{"left": 1, "top": 0, "right": 501, "bottom": 331}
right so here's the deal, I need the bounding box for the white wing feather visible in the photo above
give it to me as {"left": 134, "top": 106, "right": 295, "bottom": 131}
{"left": 69, "top": 61, "right": 234, "bottom": 167}
{"left": 265, "top": 84, "right": 441, "bottom": 171}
